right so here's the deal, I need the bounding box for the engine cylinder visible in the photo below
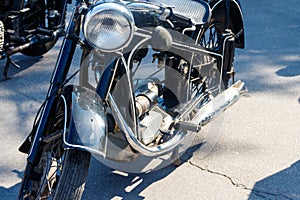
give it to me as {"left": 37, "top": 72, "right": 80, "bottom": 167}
{"left": 135, "top": 81, "right": 162, "bottom": 117}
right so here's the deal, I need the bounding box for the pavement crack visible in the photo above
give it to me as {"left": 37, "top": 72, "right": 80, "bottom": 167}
{"left": 188, "top": 160, "right": 243, "bottom": 188}
{"left": 188, "top": 160, "right": 293, "bottom": 200}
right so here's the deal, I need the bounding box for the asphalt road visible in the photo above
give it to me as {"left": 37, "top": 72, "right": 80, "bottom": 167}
{"left": 1, "top": 0, "right": 300, "bottom": 199}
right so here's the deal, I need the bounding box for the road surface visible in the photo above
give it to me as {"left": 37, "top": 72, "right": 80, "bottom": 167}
{"left": 0, "top": 0, "right": 300, "bottom": 199}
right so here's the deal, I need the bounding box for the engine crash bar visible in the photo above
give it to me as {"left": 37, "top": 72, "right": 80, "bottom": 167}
{"left": 108, "top": 80, "right": 246, "bottom": 156}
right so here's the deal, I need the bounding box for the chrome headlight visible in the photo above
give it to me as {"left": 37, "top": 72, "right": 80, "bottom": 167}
{"left": 83, "top": 3, "right": 135, "bottom": 52}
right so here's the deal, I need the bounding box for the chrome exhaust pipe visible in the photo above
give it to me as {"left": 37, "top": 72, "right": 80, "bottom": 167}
{"left": 192, "top": 80, "right": 246, "bottom": 126}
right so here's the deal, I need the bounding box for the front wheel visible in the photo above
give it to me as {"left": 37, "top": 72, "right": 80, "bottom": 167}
{"left": 18, "top": 149, "right": 91, "bottom": 200}
{"left": 54, "top": 149, "right": 91, "bottom": 200}
{"left": 18, "top": 94, "right": 91, "bottom": 200}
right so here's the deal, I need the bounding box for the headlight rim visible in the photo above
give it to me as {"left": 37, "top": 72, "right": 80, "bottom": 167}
{"left": 83, "top": 2, "right": 135, "bottom": 52}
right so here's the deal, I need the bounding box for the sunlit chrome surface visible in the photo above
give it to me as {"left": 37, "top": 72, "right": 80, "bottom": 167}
{"left": 63, "top": 86, "right": 107, "bottom": 157}
{"left": 194, "top": 80, "right": 246, "bottom": 126}
{"left": 108, "top": 80, "right": 246, "bottom": 156}
{"left": 83, "top": 2, "right": 135, "bottom": 52}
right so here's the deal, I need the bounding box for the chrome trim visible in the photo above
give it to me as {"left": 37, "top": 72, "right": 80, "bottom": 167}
{"left": 120, "top": 55, "right": 139, "bottom": 138}
{"left": 61, "top": 90, "right": 108, "bottom": 157}
{"left": 108, "top": 93, "right": 186, "bottom": 156}
{"left": 103, "top": 55, "right": 120, "bottom": 101}
{"left": 83, "top": 2, "right": 135, "bottom": 52}
{"left": 108, "top": 78, "right": 245, "bottom": 156}
{"left": 126, "top": 35, "right": 151, "bottom": 68}
{"left": 0, "top": 20, "right": 4, "bottom": 49}
{"left": 193, "top": 80, "right": 246, "bottom": 126}
{"left": 126, "top": 2, "right": 163, "bottom": 14}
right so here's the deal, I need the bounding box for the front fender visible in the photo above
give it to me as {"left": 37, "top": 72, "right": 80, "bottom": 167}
{"left": 210, "top": 0, "right": 245, "bottom": 49}
{"left": 61, "top": 85, "right": 139, "bottom": 162}
{"left": 62, "top": 85, "right": 108, "bottom": 156}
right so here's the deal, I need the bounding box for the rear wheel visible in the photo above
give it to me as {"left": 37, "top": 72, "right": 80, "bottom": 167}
{"left": 18, "top": 96, "right": 91, "bottom": 200}
{"left": 199, "top": 9, "right": 235, "bottom": 89}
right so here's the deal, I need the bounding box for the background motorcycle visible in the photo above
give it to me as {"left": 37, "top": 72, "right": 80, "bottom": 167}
{"left": 0, "top": 0, "right": 70, "bottom": 79}
{"left": 17, "top": 0, "right": 245, "bottom": 199}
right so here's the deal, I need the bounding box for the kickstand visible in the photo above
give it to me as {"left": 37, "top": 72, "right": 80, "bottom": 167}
{"left": 171, "top": 146, "right": 183, "bottom": 166}
{"left": 3, "top": 55, "right": 20, "bottom": 80}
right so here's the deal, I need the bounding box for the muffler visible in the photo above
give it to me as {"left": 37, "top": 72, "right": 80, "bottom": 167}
{"left": 192, "top": 80, "right": 246, "bottom": 126}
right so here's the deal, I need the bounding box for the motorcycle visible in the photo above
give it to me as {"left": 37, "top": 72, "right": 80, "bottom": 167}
{"left": 0, "top": 0, "right": 70, "bottom": 79}
{"left": 18, "top": 0, "right": 246, "bottom": 199}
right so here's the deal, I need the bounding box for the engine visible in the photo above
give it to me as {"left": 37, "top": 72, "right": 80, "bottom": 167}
{"left": 133, "top": 79, "right": 174, "bottom": 145}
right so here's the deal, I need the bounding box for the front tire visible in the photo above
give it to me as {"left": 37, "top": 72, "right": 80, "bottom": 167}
{"left": 54, "top": 149, "right": 91, "bottom": 200}
{"left": 18, "top": 94, "right": 91, "bottom": 200}
{"left": 18, "top": 150, "right": 90, "bottom": 200}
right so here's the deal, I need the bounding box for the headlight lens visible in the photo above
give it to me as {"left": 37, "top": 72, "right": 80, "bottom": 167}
{"left": 83, "top": 3, "right": 134, "bottom": 52}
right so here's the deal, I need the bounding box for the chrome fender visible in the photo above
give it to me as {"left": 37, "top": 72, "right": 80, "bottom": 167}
{"left": 62, "top": 85, "right": 139, "bottom": 162}
{"left": 62, "top": 86, "right": 107, "bottom": 156}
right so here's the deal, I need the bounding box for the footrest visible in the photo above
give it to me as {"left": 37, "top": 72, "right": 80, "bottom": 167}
{"left": 174, "top": 121, "right": 200, "bottom": 132}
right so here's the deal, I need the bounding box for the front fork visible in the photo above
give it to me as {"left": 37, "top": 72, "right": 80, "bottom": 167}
{"left": 21, "top": 4, "right": 81, "bottom": 179}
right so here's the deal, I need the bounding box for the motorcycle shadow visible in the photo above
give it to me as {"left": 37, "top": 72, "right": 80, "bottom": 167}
{"left": 82, "top": 143, "right": 203, "bottom": 200}
{"left": 0, "top": 183, "right": 21, "bottom": 200}
{"left": 0, "top": 144, "right": 203, "bottom": 200}
{"left": 0, "top": 169, "right": 23, "bottom": 200}
{"left": 0, "top": 54, "right": 42, "bottom": 82}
